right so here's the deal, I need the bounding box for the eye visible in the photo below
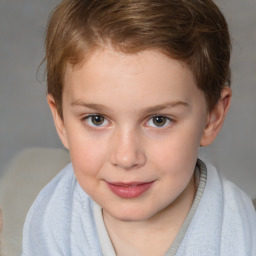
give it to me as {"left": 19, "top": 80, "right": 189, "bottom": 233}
{"left": 146, "top": 115, "right": 172, "bottom": 128}
{"left": 84, "top": 114, "right": 109, "bottom": 127}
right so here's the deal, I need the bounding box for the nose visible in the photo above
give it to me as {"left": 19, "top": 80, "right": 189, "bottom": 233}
{"left": 110, "top": 129, "right": 146, "bottom": 170}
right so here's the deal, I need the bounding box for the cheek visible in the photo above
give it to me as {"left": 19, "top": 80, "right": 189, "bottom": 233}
{"left": 152, "top": 138, "right": 197, "bottom": 199}
{"left": 148, "top": 123, "right": 202, "bottom": 180}
{"left": 150, "top": 132, "right": 199, "bottom": 166}
{"left": 67, "top": 133, "right": 108, "bottom": 179}
{"left": 68, "top": 137, "right": 108, "bottom": 197}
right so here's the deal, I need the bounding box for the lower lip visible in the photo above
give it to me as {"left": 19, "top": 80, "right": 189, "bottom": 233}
{"left": 107, "top": 182, "right": 154, "bottom": 199}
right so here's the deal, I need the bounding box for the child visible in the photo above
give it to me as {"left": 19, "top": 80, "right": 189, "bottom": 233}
{"left": 22, "top": 0, "right": 256, "bottom": 255}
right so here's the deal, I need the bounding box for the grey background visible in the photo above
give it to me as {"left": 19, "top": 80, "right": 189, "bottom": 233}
{"left": 0, "top": 0, "right": 256, "bottom": 197}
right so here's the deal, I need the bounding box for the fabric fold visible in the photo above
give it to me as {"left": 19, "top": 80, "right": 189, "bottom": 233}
{"left": 22, "top": 161, "right": 256, "bottom": 256}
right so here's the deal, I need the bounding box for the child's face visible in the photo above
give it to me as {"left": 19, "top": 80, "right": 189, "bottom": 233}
{"left": 52, "top": 47, "right": 211, "bottom": 222}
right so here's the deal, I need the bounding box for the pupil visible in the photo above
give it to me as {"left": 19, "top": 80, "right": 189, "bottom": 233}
{"left": 153, "top": 116, "right": 166, "bottom": 126}
{"left": 92, "top": 115, "right": 104, "bottom": 125}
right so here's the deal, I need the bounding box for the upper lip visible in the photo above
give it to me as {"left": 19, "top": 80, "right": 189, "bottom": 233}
{"left": 106, "top": 181, "right": 154, "bottom": 187}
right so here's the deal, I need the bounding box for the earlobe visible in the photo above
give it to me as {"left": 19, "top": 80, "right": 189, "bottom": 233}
{"left": 200, "top": 86, "right": 232, "bottom": 146}
{"left": 47, "top": 94, "right": 69, "bottom": 149}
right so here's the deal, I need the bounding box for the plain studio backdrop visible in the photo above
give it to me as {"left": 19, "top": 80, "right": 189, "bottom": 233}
{"left": 0, "top": 0, "right": 256, "bottom": 198}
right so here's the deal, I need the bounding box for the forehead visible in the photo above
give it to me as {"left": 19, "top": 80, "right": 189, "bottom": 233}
{"left": 63, "top": 47, "right": 205, "bottom": 112}
{"left": 65, "top": 47, "right": 194, "bottom": 87}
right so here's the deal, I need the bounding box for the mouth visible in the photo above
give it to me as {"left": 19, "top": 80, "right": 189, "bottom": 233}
{"left": 106, "top": 181, "right": 154, "bottom": 199}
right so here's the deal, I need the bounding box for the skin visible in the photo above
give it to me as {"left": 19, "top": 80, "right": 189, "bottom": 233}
{"left": 48, "top": 47, "right": 231, "bottom": 255}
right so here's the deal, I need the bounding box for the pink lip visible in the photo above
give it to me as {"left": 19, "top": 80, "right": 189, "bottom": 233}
{"left": 106, "top": 181, "right": 154, "bottom": 199}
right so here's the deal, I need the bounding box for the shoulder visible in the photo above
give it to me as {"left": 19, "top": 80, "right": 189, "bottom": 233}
{"left": 204, "top": 161, "right": 256, "bottom": 254}
{"left": 204, "top": 161, "right": 255, "bottom": 218}
{"left": 27, "top": 163, "right": 76, "bottom": 214}
{"left": 22, "top": 163, "right": 95, "bottom": 255}
{"left": 22, "top": 163, "right": 102, "bottom": 255}
{"left": 23, "top": 163, "right": 76, "bottom": 235}
{"left": 221, "top": 174, "right": 256, "bottom": 234}
{"left": 206, "top": 162, "right": 255, "bottom": 215}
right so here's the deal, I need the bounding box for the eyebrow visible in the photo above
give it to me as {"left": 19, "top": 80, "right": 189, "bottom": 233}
{"left": 140, "top": 101, "right": 189, "bottom": 114}
{"left": 71, "top": 100, "right": 189, "bottom": 113}
{"left": 71, "top": 100, "right": 110, "bottom": 112}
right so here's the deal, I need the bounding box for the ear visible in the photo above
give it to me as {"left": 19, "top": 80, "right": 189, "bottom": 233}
{"left": 200, "top": 86, "right": 232, "bottom": 146}
{"left": 47, "top": 94, "right": 69, "bottom": 149}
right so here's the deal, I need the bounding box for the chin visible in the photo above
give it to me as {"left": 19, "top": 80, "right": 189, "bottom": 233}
{"left": 106, "top": 205, "right": 156, "bottom": 222}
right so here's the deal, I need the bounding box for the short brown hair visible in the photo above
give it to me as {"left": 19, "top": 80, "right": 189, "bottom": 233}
{"left": 45, "top": 0, "right": 231, "bottom": 117}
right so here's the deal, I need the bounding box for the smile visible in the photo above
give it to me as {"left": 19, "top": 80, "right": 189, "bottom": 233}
{"left": 106, "top": 181, "right": 154, "bottom": 199}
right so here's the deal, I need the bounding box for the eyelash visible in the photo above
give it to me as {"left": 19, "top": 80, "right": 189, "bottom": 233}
{"left": 145, "top": 115, "right": 173, "bottom": 128}
{"left": 82, "top": 114, "right": 111, "bottom": 128}
{"left": 81, "top": 114, "right": 174, "bottom": 129}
